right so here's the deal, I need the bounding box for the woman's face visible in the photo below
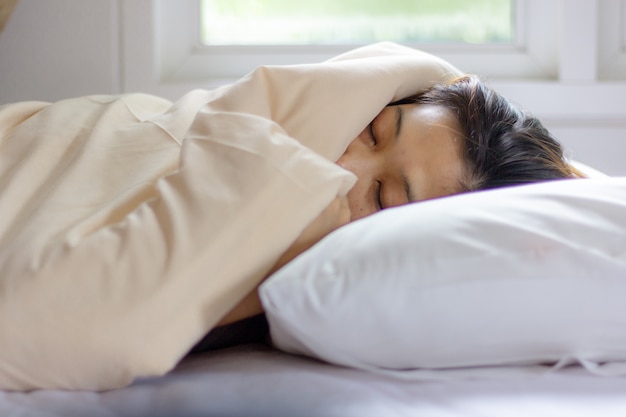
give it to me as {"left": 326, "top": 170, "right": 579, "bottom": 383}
{"left": 337, "top": 103, "right": 467, "bottom": 221}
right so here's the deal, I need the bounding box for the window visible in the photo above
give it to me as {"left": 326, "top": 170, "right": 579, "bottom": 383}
{"left": 199, "top": 0, "right": 514, "bottom": 46}
{"left": 122, "top": 0, "right": 559, "bottom": 97}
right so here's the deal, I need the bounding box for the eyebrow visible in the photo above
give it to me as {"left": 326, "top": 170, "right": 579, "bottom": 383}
{"left": 395, "top": 106, "right": 416, "bottom": 203}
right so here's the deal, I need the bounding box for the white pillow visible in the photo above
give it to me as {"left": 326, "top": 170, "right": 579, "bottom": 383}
{"left": 260, "top": 177, "right": 626, "bottom": 378}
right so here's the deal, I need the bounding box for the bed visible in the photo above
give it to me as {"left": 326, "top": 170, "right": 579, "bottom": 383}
{"left": 3, "top": 173, "right": 626, "bottom": 417}
{"left": 2, "top": 42, "right": 626, "bottom": 415}
{"left": 3, "top": 343, "right": 626, "bottom": 417}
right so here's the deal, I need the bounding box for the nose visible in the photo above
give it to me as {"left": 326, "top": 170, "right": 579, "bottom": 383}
{"left": 336, "top": 136, "right": 380, "bottom": 220}
{"left": 336, "top": 137, "right": 372, "bottom": 181}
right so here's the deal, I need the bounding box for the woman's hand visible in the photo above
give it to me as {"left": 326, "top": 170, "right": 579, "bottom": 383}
{"left": 216, "top": 196, "right": 351, "bottom": 326}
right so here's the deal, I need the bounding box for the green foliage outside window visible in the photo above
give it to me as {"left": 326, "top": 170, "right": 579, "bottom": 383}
{"left": 200, "top": 0, "right": 514, "bottom": 45}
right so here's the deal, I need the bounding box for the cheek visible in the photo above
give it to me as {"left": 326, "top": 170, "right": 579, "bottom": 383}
{"left": 336, "top": 161, "right": 365, "bottom": 220}
{"left": 345, "top": 181, "right": 368, "bottom": 220}
{"left": 337, "top": 138, "right": 377, "bottom": 221}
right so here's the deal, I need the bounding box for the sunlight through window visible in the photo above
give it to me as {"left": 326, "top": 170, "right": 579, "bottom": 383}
{"left": 200, "top": 0, "right": 515, "bottom": 46}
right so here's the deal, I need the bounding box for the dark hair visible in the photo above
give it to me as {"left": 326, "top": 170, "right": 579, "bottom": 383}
{"left": 391, "top": 75, "right": 579, "bottom": 192}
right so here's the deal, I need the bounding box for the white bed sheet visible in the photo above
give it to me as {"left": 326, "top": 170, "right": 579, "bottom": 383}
{"left": 2, "top": 344, "right": 626, "bottom": 417}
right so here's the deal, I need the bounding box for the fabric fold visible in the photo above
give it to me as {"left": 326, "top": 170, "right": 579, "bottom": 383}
{"left": 0, "top": 43, "right": 461, "bottom": 390}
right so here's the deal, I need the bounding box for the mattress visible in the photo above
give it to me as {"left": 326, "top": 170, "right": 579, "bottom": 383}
{"left": 3, "top": 344, "right": 626, "bottom": 417}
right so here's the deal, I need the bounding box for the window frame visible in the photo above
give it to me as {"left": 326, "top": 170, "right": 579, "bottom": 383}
{"left": 598, "top": 0, "right": 626, "bottom": 80}
{"left": 121, "top": 0, "right": 626, "bottom": 124}
{"left": 122, "top": 0, "right": 558, "bottom": 97}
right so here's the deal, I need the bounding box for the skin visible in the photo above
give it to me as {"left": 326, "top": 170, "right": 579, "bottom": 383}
{"left": 337, "top": 103, "right": 467, "bottom": 220}
{"left": 216, "top": 103, "right": 467, "bottom": 326}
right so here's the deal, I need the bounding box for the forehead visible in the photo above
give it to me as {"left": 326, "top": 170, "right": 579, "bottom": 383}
{"left": 398, "top": 103, "right": 466, "bottom": 201}
{"left": 407, "top": 103, "right": 461, "bottom": 130}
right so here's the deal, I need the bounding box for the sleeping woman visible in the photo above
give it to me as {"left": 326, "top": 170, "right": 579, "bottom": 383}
{"left": 0, "top": 43, "right": 580, "bottom": 390}
{"left": 197, "top": 74, "right": 580, "bottom": 352}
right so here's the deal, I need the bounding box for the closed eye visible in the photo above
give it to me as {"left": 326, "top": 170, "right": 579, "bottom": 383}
{"left": 368, "top": 123, "right": 377, "bottom": 146}
{"left": 375, "top": 180, "right": 384, "bottom": 210}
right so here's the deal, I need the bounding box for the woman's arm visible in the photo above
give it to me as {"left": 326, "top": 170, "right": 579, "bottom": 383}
{"left": 216, "top": 196, "right": 351, "bottom": 326}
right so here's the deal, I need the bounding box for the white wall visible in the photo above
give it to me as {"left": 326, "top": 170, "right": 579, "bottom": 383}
{"left": 1, "top": 0, "right": 625, "bottom": 175}
{"left": 0, "top": 0, "right": 120, "bottom": 102}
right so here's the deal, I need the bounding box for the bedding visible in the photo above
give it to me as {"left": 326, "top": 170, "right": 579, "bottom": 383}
{"left": 0, "top": 42, "right": 462, "bottom": 390}
{"left": 261, "top": 176, "right": 626, "bottom": 378}
{"left": 4, "top": 344, "right": 626, "bottom": 417}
